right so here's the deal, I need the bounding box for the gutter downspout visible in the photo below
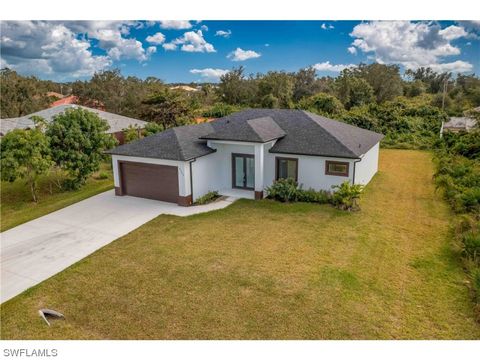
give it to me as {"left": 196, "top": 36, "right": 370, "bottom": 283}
{"left": 352, "top": 158, "right": 362, "bottom": 185}
{"left": 189, "top": 159, "right": 196, "bottom": 203}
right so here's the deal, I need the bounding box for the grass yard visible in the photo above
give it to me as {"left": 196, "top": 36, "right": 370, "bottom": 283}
{"left": 1, "top": 149, "right": 479, "bottom": 339}
{"left": 0, "top": 162, "right": 114, "bottom": 232}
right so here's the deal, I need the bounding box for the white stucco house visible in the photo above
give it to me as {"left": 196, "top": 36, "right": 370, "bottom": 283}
{"left": 106, "top": 109, "right": 383, "bottom": 206}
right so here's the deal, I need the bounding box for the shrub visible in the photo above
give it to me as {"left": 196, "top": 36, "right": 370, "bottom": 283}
{"left": 194, "top": 191, "right": 220, "bottom": 205}
{"left": 94, "top": 171, "right": 109, "bottom": 180}
{"left": 462, "top": 231, "right": 480, "bottom": 264}
{"left": 296, "top": 188, "right": 332, "bottom": 204}
{"left": 265, "top": 178, "right": 300, "bottom": 202}
{"left": 331, "top": 181, "right": 364, "bottom": 211}
{"left": 266, "top": 179, "right": 332, "bottom": 204}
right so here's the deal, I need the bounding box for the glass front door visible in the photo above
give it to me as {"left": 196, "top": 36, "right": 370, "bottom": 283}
{"left": 232, "top": 154, "right": 255, "bottom": 189}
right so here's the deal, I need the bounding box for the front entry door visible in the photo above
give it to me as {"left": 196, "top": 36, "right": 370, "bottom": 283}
{"left": 232, "top": 153, "right": 255, "bottom": 189}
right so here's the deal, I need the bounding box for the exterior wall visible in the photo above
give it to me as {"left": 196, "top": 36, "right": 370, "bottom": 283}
{"left": 205, "top": 140, "right": 255, "bottom": 188}
{"left": 191, "top": 151, "right": 223, "bottom": 201}
{"left": 111, "top": 154, "right": 190, "bottom": 197}
{"left": 354, "top": 143, "right": 380, "bottom": 185}
{"left": 264, "top": 150, "right": 355, "bottom": 192}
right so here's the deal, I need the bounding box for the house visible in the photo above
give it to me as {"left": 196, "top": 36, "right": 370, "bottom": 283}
{"left": 0, "top": 104, "right": 147, "bottom": 144}
{"left": 441, "top": 116, "right": 477, "bottom": 134}
{"left": 106, "top": 109, "right": 384, "bottom": 206}
{"left": 170, "top": 85, "right": 199, "bottom": 92}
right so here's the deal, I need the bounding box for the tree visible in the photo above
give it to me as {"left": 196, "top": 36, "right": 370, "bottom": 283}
{"left": 297, "top": 93, "right": 344, "bottom": 117}
{"left": 292, "top": 67, "right": 322, "bottom": 101}
{"left": 353, "top": 63, "right": 403, "bottom": 102}
{"left": 335, "top": 70, "right": 375, "bottom": 109}
{"left": 405, "top": 67, "right": 452, "bottom": 94}
{"left": 46, "top": 108, "right": 117, "bottom": 189}
{"left": 258, "top": 71, "right": 294, "bottom": 108}
{"left": 141, "top": 89, "right": 192, "bottom": 128}
{"left": 217, "top": 66, "right": 258, "bottom": 105}
{"left": 0, "top": 68, "right": 51, "bottom": 117}
{"left": 0, "top": 128, "right": 53, "bottom": 202}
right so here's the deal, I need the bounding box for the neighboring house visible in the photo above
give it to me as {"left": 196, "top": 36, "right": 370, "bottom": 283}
{"left": 107, "top": 109, "right": 383, "bottom": 206}
{"left": 170, "top": 85, "right": 199, "bottom": 92}
{"left": 0, "top": 104, "right": 147, "bottom": 144}
{"left": 441, "top": 116, "right": 477, "bottom": 134}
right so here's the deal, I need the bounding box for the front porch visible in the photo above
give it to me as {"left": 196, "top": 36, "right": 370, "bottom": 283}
{"left": 218, "top": 188, "right": 255, "bottom": 200}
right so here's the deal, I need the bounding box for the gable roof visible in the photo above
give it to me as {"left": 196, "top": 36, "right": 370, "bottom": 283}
{"left": 106, "top": 109, "right": 384, "bottom": 161}
{"left": 106, "top": 122, "right": 216, "bottom": 161}
{"left": 0, "top": 104, "right": 147, "bottom": 135}
{"left": 201, "top": 115, "right": 286, "bottom": 142}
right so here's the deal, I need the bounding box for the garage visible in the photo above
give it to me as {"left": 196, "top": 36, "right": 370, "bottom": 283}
{"left": 119, "top": 161, "right": 179, "bottom": 203}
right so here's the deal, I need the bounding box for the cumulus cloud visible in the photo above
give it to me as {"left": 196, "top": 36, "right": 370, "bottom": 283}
{"left": 321, "top": 23, "right": 334, "bottom": 30}
{"left": 429, "top": 60, "right": 473, "bottom": 73}
{"left": 162, "top": 30, "right": 215, "bottom": 52}
{"left": 312, "top": 61, "right": 356, "bottom": 72}
{"left": 348, "top": 21, "right": 474, "bottom": 73}
{"left": 0, "top": 21, "right": 111, "bottom": 79}
{"left": 227, "top": 48, "right": 261, "bottom": 61}
{"left": 159, "top": 21, "right": 192, "bottom": 30}
{"left": 146, "top": 32, "right": 165, "bottom": 45}
{"left": 215, "top": 30, "right": 232, "bottom": 38}
{"left": 190, "top": 68, "right": 229, "bottom": 80}
{"left": 347, "top": 46, "right": 357, "bottom": 55}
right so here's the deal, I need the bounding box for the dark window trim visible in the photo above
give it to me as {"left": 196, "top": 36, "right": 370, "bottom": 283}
{"left": 275, "top": 156, "right": 299, "bottom": 181}
{"left": 231, "top": 153, "right": 255, "bottom": 190}
{"left": 325, "top": 160, "right": 349, "bottom": 177}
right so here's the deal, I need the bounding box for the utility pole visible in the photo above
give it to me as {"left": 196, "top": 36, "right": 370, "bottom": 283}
{"left": 441, "top": 78, "right": 447, "bottom": 110}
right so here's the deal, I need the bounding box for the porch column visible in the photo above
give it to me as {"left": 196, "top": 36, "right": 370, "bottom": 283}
{"left": 254, "top": 144, "right": 264, "bottom": 199}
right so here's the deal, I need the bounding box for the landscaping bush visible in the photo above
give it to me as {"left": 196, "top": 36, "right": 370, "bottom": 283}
{"left": 194, "top": 191, "right": 220, "bottom": 205}
{"left": 266, "top": 179, "right": 332, "bottom": 204}
{"left": 296, "top": 187, "right": 331, "bottom": 204}
{"left": 331, "top": 181, "right": 364, "bottom": 211}
{"left": 462, "top": 231, "right": 480, "bottom": 264}
{"left": 94, "top": 171, "right": 110, "bottom": 180}
{"left": 265, "top": 178, "right": 300, "bottom": 202}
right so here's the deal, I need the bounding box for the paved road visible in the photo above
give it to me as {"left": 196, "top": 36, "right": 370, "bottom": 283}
{"left": 1, "top": 190, "right": 236, "bottom": 303}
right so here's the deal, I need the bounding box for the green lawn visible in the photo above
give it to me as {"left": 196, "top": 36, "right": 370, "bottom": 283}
{"left": 0, "top": 162, "right": 114, "bottom": 232}
{"left": 1, "top": 149, "right": 479, "bottom": 339}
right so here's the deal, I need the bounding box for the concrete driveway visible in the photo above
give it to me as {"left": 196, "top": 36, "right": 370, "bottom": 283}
{"left": 1, "top": 190, "right": 236, "bottom": 303}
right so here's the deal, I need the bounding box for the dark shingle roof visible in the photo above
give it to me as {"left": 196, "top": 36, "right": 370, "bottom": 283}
{"left": 106, "top": 123, "right": 215, "bottom": 161}
{"left": 201, "top": 116, "right": 285, "bottom": 142}
{"left": 107, "top": 109, "right": 383, "bottom": 161}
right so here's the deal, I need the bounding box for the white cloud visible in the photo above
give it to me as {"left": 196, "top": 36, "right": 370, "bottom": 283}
{"left": 215, "top": 30, "right": 231, "bottom": 38}
{"left": 349, "top": 21, "right": 473, "bottom": 73}
{"left": 347, "top": 46, "right": 357, "bottom": 55}
{"left": 190, "top": 68, "right": 229, "bottom": 80}
{"left": 312, "top": 61, "right": 356, "bottom": 72}
{"left": 200, "top": 25, "right": 209, "bottom": 32}
{"left": 321, "top": 23, "right": 334, "bottom": 30}
{"left": 159, "top": 21, "right": 192, "bottom": 30}
{"left": 439, "top": 25, "right": 468, "bottom": 40}
{"left": 146, "top": 32, "right": 165, "bottom": 45}
{"left": 163, "top": 30, "right": 215, "bottom": 52}
{"left": 162, "top": 42, "right": 177, "bottom": 51}
{"left": 429, "top": 60, "right": 473, "bottom": 73}
{"left": 0, "top": 21, "right": 111, "bottom": 79}
{"left": 227, "top": 48, "right": 261, "bottom": 61}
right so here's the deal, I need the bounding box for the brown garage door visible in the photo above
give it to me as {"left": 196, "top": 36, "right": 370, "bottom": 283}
{"left": 119, "top": 161, "right": 179, "bottom": 203}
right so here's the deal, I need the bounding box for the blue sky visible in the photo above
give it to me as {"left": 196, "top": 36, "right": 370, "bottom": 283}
{"left": 1, "top": 20, "right": 479, "bottom": 82}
